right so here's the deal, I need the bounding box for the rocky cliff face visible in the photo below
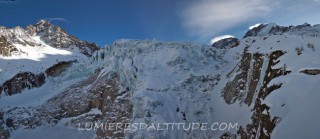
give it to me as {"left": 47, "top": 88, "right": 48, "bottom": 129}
{"left": 224, "top": 49, "right": 291, "bottom": 138}
{"left": 45, "top": 60, "right": 76, "bottom": 77}
{"left": 0, "top": 72, "right": 45, "bottom": 96}
{"left": 0, "top": 26, "right": 39, "bottom": 47}
{"left": 0, "top": 36, "right": 18, "bottom": 57}
{"left": 212, "top": 37, "right": 240, "bottom": 49}
{"left": 0, "top": 60, "right": 78, "bottom": 96}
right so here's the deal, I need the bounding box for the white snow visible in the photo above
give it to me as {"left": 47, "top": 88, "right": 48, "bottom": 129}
{"left": 0, "top": 36, "right": 88, "bottom": 85}
{"left": 10, "top": 126, "right": 95, "bottom": 139}
{"left": 272, "top": 80, "right": 320, "bottom": 139}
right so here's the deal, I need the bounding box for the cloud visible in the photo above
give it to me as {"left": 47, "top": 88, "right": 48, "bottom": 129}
{"left": 210, "top": 35, "right": 234, "bottom": 44}
{"left": 181, "top": 0, "right": 277, "bottom": 38}
{"left": 249, "top": 23, "right": 262, "bottom": 30}
{"left": 46, "top": 18, "right": 68, "bottom": 23}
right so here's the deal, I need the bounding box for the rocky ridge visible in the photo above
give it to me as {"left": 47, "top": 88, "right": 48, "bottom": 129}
{"left": 0, "top": 20, "right": 99, "bottom": 57}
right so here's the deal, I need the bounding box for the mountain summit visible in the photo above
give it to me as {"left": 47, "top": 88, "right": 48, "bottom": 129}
{"left": 0, "top": 20, "right": 99, "bottom": 57}
{"left": 244, "top": 22, "right": 320, "bottom": 38}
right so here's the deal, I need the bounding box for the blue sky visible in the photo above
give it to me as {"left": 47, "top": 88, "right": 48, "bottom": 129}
{"left": 1, "top": 0, "right": 320, "bottom": 46}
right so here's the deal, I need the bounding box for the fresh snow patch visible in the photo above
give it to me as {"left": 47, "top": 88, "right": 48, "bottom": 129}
{"left": 86, "top": 108, "right": 102, "bottom": 115}
{"left": 1, "top": 36, "right": 73, "bottom": 61}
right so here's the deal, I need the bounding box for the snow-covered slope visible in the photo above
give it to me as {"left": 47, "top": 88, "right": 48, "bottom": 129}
{"left": 1, "top": 22, "right": 320, "bottom": 139}
{"left": 0, "top": 20, "right": 99, "bottom": 96}
{"left": 220, "top": 23, "right": 320, "bottom": 139}
{"left": 96, "top": 39, "right": 231, "bottom": 138}
{"left": 245, "top": 26, "right": 320, "bottom": 139}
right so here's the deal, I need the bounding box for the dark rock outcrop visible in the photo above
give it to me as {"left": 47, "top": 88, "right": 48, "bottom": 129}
{"left": 0, "top": 36, "right": 18, "bottom": 56}
{"left": 300, "top": 69, "right": 320, "bottom": 75}
{"left": 45, "top": 60, "right": 76, "bottom": 77}
{"left": 244, "top": 23, "right": 289, "bottom": 38}
{"left": 224, "top": 49, "right": 291, "bottom": 138}
{"left": 0, "top": 60, "right": 78, "bottom": 96}
{"left": 0, "top": 72, "right": 46, "bottom": 96}
{"left": 244, "top": 24, "right": 268, "bottom": 38}
{"left": 222, "top": 48, "right": 252, "bottom": 105}
{"left": 237, "top": 50, "right": 291, "bottom": 139}
{"left": 222, "top": 46, "right": 266, "bottom": 106}
{"left": 212, "top": 37, "right": 240, "bottom": 49}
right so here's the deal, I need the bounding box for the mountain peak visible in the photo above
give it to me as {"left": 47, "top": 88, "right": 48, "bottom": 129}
{"left": 0, "top": 20, "right": 99, "bottom": 57}
{"left": 243, "top": 22, "right": 319, "bottom": 38}
{"left": 244, "top": 22, "right": 278, "bottom": 38}
{"left": 35, "top": 19, "right": 51, "bottom": 26}
{"left": 25, "top": 20, "right": 100, "bottom": 56}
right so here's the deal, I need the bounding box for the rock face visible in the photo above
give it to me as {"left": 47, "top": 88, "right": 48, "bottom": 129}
{"left": 233, "top": 50, "right": 290, "bottom": 139}
{"left": 0, "top": 60, "right": 77, "bottom": 96}
{"left": 45, "top": 60, "right": 76, "bottom": 77}
{"left": 244, "top": 23, "right": 278, "bottom": 38}
{"left": 300, "top": 69, "right": 320, "bottom": 75}
{"left": 0, "top": 72, "right": 45, "bottom": 96}
{"left": 212, "top": 37, "right": 240, "bottom": 49}
{"left": 26, "top": 20, "right": 99, "bottom": 56}
{"left": 222, "top": 48, "right": 262, "bottom": 105}
{"left": 0, "top": 36, "right": 18, "bottom": 56}
{"left": 221, "top": 46, "right": 292, "bottom": 138}
{"left": 0, "top": 26, "right": 39, "bottom": 47}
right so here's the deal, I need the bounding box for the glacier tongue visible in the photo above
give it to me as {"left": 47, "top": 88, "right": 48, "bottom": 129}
{"left": 92, "top": 39, "right": 249, "bottom": 138}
